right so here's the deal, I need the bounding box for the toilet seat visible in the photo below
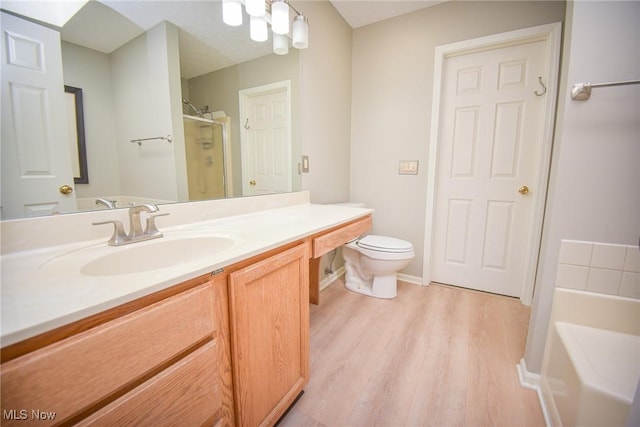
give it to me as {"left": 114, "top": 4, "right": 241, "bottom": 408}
{"left": 356, "top": 235, "right": 413, "bottom": 253}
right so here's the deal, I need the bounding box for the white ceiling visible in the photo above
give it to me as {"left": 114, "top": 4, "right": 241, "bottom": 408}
{"left": 61, "top": 0, "right": 273, "bottom": 79}
{"left": 330, "top": 0, "right": 445, "bottom": 28}
{"left": 7, "top": 0, "right": 446, "bottom": 79}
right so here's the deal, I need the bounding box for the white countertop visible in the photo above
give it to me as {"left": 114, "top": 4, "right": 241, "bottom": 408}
{"left": 1, "top": 203, "right": 372, "bottom": 347}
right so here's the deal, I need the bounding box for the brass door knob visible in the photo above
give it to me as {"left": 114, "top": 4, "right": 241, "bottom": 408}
{"left": 59, "top": 184, "right": 74, "bottom": 195}
{"left": 249, "top": 180, "right": 256, "bottom": 186}
{"left": 518, "top": 185, "right": 529, "bottom": 195}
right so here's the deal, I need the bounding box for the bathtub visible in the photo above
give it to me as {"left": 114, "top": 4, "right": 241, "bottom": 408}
{"left": 541, "top": 288, "right": 640, "bottom": 427}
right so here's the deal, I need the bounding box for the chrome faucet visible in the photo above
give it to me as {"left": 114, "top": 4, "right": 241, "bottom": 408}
{"left": 128, "top": 204, "right": 158, "bottom": 238}
{"left": 93, "top": 204, "right": 169, "bottom": 246}
{"left": 95, "top": 198, "right": 116, "bottom": 209}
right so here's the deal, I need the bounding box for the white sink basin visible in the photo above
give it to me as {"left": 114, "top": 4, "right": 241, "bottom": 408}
{"left": 41, "top": 234, "right": 235, "bottom": 277}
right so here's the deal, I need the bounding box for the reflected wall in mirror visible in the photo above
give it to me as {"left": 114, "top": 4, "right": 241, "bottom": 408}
{"left": 0, "top": 0, "right": 301, "bottom": 220}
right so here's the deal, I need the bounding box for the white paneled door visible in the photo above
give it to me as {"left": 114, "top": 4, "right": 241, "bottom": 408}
{"left": 432, "top": 40, "right": 548, "bottom": 297}
{"left": 1, "top": 12, "right": 77, "bottom": 219}
{"left": 239, "top": 81, "right": 292, "bottom": 196}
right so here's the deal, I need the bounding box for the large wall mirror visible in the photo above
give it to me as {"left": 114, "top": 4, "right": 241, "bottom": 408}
{"left": 0, "top": 0, "right": 301, "bottom": 220}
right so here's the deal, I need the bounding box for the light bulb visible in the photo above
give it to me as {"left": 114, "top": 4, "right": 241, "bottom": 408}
{"left": 245, "top": 0, "right": 265, "bottom": 17}
{"left": 273, "top": 33, "right": 289, "bottom": 55}
{"left": 222, "top": 0, "right": 242, "bottom": 26}
{"left": 271, "top": 0, "right": 290, "bottom": 35}
{"left": 250, "top": 16, "right": 268, "bottom": 42}
{"left": 292, "top": 14, "right": 308, "bottom": 49}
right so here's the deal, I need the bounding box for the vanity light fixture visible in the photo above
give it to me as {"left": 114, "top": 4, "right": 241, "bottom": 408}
{"left": 221, "top": 0, "right": 309, "bottom": 55}
{"left": 273, "top": 33, "right": 289, "bottom": 55}
{"left": 250, "top": 15, "right": 268, "bottom": 42}
{"left": 222, "top": 0, "right": 243, "bottom": 26}
{"left": 245, "top": 0, "right": 266, "bottom": 17}
{"left": 292, "top": 14, "right": 308, "bottom": 49}
{"left": 271, "top": 0, "right": 289, "bottom": 35}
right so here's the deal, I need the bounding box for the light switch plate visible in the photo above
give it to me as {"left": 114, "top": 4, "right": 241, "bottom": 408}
{"left": 399, "top": 160, "right": 419, "bottom": 175}
{"left": 301, "top": 155, "right": 309, "bottom": 173}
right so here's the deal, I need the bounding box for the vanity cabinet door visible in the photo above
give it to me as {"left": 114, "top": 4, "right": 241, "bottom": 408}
{"left": 229, "top": 243, "right": 309, "bottom": 427}
{"left": 1, "top": 277, "right": 234, "bottom": 426}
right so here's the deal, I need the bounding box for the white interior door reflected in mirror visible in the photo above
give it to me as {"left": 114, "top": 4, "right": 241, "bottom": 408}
{"left": 1, "top": 12, "right": 77, "bottom": 219}
{"left": 239, "top": 80, "right": 292, "bottom": 196}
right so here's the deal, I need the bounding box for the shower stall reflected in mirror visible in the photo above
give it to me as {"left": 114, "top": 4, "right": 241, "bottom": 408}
{"left": 183, "top": 114, "right": 232, "bottom": 200}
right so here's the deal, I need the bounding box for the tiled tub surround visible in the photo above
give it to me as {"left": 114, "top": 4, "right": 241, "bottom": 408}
{"left": 0, "top": 191, "right": 372, "bottom": 346}
{"left": 556, "top": 240, "right": 640, "bottom": 299}
{"left": 538, "top": 239, "right": 640, "bottom": 427}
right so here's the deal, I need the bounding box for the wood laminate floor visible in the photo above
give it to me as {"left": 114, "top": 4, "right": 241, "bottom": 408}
{"left": 278, "top": 280, "right": 545, "bottom": 427}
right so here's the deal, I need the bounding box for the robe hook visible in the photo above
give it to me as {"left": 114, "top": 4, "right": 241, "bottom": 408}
{"left": 534, "top": 76, "right": 547, "bottom": 96}
{"left": 244, "top": 118, "right": 250, "bottom": 129}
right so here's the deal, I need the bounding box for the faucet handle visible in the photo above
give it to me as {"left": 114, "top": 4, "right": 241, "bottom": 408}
{"left": 144, "top": 213, "right": 170, "bottom": 237}
{"left": 93, "top": 220, "right": 130, "bottom": 246}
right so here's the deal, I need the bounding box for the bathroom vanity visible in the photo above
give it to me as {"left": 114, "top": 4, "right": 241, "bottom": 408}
{"left": 0, "top": 193, "right": 372, "bottom": 426}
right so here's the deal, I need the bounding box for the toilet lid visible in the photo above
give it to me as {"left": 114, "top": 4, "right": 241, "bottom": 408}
{"left": 357, "top": 235, "right": 413, "bottom": 253}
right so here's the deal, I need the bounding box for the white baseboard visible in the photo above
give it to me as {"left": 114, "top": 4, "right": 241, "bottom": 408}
{"left": 397, "top": 273, "right": 423, "bottom": 286}
{"left": 516, "top": 358, "right": 552, "bottom": 427}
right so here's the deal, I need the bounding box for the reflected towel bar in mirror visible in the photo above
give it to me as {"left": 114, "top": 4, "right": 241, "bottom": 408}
{"left": 130, "top": 135, "right": 173, "bottom": 146}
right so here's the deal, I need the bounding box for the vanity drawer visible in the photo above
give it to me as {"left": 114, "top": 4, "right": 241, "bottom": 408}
{"left": 78, "top": 341, "right": 220, "bottom": 426}
{"left": 312, "top": 215, "right": 372, "bottom": 258}
{"left": 1, "top": 283, "right": 215, "bottom": 425}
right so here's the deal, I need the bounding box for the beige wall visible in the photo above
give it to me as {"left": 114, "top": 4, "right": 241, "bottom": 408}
{"left": 61, "top": 42, "right": 120, "bottom": 199}
{"left": 525, "top": 0, "right": 640, "bottom": 374}
{"left": 187, "top": 51, "right": 301, "bottom": 198}
{"left": 298, "top": 0, "right": 353, "bottom": 205}
{"left": 110, "top": 21, "right": 183, "bottom": 202}
{"left": 61, "top": 22, "right": 184, "bottom": 203}
{"left": 349, "top": 1, "right": 566, "bottom": 278}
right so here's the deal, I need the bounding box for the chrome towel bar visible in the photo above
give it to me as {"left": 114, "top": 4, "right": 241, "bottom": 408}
{"left": 571, "top": 79, "right": 640, "bottom": 100}
{"left": 130, "top": 135, "right": 173, "bottom": 146}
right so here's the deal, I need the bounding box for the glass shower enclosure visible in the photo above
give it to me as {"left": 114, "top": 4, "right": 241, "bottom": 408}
{"left": 183, "top": 114, "right": 230, "bottom": 200}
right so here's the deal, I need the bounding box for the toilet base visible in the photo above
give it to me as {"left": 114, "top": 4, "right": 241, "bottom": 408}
{"left": 345, "top": 273, "right": 397, "bottom": 299}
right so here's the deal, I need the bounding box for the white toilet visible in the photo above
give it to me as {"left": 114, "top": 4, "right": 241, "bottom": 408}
{"left": 342, "top": 234, "right": 415, "bottom": 299}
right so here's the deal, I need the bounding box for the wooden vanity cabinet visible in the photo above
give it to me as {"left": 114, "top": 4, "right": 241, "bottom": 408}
{"left": 228, "top": 243, "right": 310, "bottom": 427}
{"left": 1, "top": 215, "right": 369, "bottom": 427}
{"left": 309, "top": 214, "right": 372, "bottom": 304}
{"left": 0, "top": 275, "right": 234, "bottom": 427}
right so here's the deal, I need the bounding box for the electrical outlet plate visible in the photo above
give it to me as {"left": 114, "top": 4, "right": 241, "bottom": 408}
{"left": 399, "top": 160, "right": 419, "bottom": 175}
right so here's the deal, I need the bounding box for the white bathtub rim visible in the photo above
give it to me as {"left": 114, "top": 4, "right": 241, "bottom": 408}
{"left": 558, "top": 287, "right": 640, "bottom": 304}
{"left": 555, "top": 322, "right": 640, "bottom": 404}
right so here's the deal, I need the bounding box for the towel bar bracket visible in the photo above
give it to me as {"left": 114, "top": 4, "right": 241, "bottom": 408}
{"left": 571, "top": 79, "right": 640, "bottom": 101}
